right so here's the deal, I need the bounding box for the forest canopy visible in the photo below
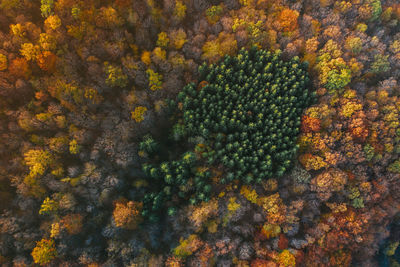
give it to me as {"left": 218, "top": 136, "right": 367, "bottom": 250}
{"left": 0, "top": 0, "right": 399, "bottom": 266}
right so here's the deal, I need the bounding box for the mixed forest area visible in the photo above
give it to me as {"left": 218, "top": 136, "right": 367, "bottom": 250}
{"left": 0, "top": 0, "right": 400, "bottom": 266}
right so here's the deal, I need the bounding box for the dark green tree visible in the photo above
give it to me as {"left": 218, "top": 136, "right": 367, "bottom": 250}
{"left": 140, "top": 47, "right": 314, "bottom": 220}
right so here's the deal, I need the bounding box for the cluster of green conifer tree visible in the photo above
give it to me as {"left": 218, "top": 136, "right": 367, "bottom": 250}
{"left": 140, "top": 47, "right": 315, "bottom": 221}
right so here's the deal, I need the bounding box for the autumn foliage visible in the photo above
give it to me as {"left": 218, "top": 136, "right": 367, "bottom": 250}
{"left": 0, "top": 0, "right": 399, "bottom": 266}
{"left": 31, "top": 239, "right": 57, "bottom": 266}
{"left": 277, "top": 9, "right": 299, "bottom": 32}
{"left": 301, "top": 115, "right": 321, "bottom": 133}
{"left": 112, "top": 199, "right": 143, "bottom": 229}
{"left": 36, "top": 51, "right": 57, "bottom": 72}
{"left": 9, "top": 58, "right": 31, "bottom": 79}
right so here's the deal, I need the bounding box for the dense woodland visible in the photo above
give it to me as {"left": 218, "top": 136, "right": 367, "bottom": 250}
{"left": 0, "top": 0, "right": 399, "bottom": 266}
